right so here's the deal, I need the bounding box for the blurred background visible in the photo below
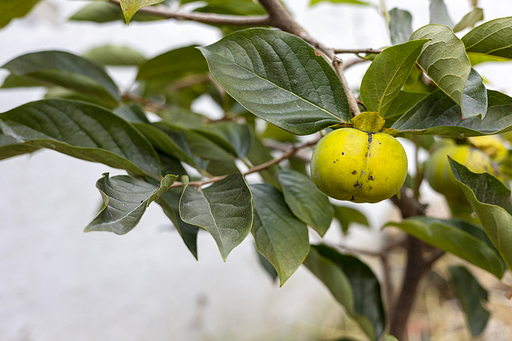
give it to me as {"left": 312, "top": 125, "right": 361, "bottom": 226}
{"left": 1, "top": 1, "right": 512, "bottom": 340}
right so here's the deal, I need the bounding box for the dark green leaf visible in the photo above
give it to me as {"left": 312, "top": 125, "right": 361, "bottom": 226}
{"left": 136, "top": 45, "right": 208, "bottom": 88}
{"left": 392, "top": 90, "right": 512, "bottom": 136}
{"left": 246, "top": 132, "right": 280, "bottom": 188}
{"left": 462, "top": 17, "right": 512, "bottom": 60}
{"left": 158, "top": 188, "right": 200, "bottom": 259}
{"left": 461, "top": 67, "right": 487, "bottom": 119}
{"left": 360, "top": 39, "right": 429, "bottom": 116}
{"left": 429, "top": 0, "right": 454, "bottom": 27}
{"left": 304, "top": 245, "right": 386, "bottom": 341}
{"left": 193, "top": 1, "right": 265, "bottom": 16}
{"left": 2, "top": 51, "right": 120, "bottom": 105}
{"left": 114, "top": 104, "right": 151, "bottom": 124}
{"left": 120, "top": 0, "right": 165, "bottom": 24}
{"left": 86, "top": 173, "right": 177, "bottom": 234}
{"left": 0, "top": 99, "right": 161, "bottom": 176}
{"left": 82, "top": 45, "right": 147, "bottom": 66}
{"left": 69, "top": 2, "right": 162, "bottom": 23}
{"left": 0, "top": 132, "right": 40, "bottom": 160}
{"left": 0, "top": 74, "right": 46, "bottom": 89}
{"left": 410, "top": 24, "right": 471, "bottom": 106}
{"left": 332, "top": 205, "right": 370, "bottom": 234}
{"left": 184, "top": 130, "right": 240, "bottom": 175}
{"left": 251, "top": 183, "right": 309, "bottom": 286}
{"left": 448, "top": 265, "right": 490, "bottom": 336}
{"left": 180, "top": 173, "right": 253, "bottom": 260}
{"left": 255, "top": 244, "right": 278, "bottom": 282}
{"left": 199, "top": 28, "right": 350, "bottom": 135}
{"left": 381, "top": 91, "right": 429, "bottom": 124}
{"left": 278, "top": 169, "right": 334, "bottom": 236}
{"left": 389, "top": 8, "right": 413, "bottom": 45}
{"left": 453, "top": 7, "right": 484, "bottom": 33}
{"left": 450, "top": 159, "right": 512, "bottom": 273}
{"left": 195, "top": 121, "right": 252, "bottom": 159}
{"left": 385, "top": 217, "right": 505, "bottom": 278}
{"left": 0, "top": 0, "right": 39, "bottom": 28}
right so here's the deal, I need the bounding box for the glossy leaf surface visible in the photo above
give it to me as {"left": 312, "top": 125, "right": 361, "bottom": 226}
{"left": 199, "top": 28, "right": 350, "bottom": 135}
{"left": 462, "top": 17, "right": 512, "bottom": 59}
{"left": 2, "top": 51, "right": 120, "bottom": 105}
{"left": 278, "top": 169, "right": 334, "bottom": 236}
{"left": 410, "top": 24, "right": 471, "bottom": 106}
{"left": 392, "top": 90, "right": 512, "bottom": 136}
{"left": 0, "top": 99, "right": 161, "bottom": 176}
{"left": 251, "top": 183, "right": 309, "bottom": 286}
{"left": 86, "top": 173, "right": 177, "bottom": 234}
{"left": 385, "top": 217, "right": 505, "bottom": 278}
{"left": 360, "top": 39, "right": 428, "bottom": 116}
{"left": 450, "top": 159, "right": 512, "bottom": 273}
{"left": 82, "top": 45, "right": 147, "bottom": 66}
{"left": 180, "top": 174, "right": 253, "bottom": 261}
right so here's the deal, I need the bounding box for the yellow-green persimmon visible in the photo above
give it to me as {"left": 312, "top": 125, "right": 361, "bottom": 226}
{"left": 310, "top": 128, "right": 408, "bottom": 203}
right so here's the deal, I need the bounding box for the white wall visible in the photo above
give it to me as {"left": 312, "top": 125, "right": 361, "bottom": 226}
{"left": 1, "top": 1, "right": 511, "bottom": 340}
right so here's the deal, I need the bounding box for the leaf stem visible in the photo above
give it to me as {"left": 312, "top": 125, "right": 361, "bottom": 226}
{"left": 333, "top": 48, "right": 383, "bottom": 54}
{"left": 333, "top": 57, "right": 361, "bottom": 116}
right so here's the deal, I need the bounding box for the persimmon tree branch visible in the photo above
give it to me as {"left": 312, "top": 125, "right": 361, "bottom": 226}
{"left": 334, "top": 48, "right": 383, "bottom": 54}
{"left": 109, "top": 0, "right": 271, "bottom": 26}
{"left": 167, "top": 138, "right": 319, "bottom": 188}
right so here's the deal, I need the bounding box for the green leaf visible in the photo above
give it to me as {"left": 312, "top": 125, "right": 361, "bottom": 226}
{"left": 448, "top": 265, "right": 490, "bottom": 336}
{"left": 0, "top": 0, "right": 39, "bottom": 28}
{"left": 158, "top": 188, "right": 200, "bottom": 259}
{"left": 0, "top": 132, "right": 40, "bottom": 160}
{"left": 388, "top": 8, "right": 413, "bottom": 45}
{"left": 245, "top": 132, "right": 280, "bottom": 188}
{"left": 381, "top": 91, "right": 429, "bottom": 123}
{"left": 2, "top": 51, "right": 120, "bottom": 105}
{"left": 0, "top": 74, "right": 46, "bottom": 89}
{"left": 453, "top": 7, "right": 484, "bottom": 33}
{"left": 85, "top": 173, "right": 177, "bottom": 234}
{"left": 449, "top": 158, "right": 512, "bottom": 273}
{"left": 360, "top": 39, "right": 429, "bottom": 116}
{"left": 468, "top": 54, "right": 511, "bottom": 66}
{"left": 385, "top": 217, "right": 505, "bottom": 278}
{"left": 82, "top": 45, "right": 147, "bottom": 66}
{"left": 0, "top": 99, "right": 161, "bottom": 176}
{"left": 120, "top": 0, "right": 164, "bottom": 24}
{"left": 136, "top": 45, "right": 209, "bottom": 87}
{"left": 195, "top": 121, "right": 252, "bottom": 159}
{"left": 332, "top": 205, "right": 370, "bottom": 234}
{"left": 382, "top": 335, "right": 399, "bottom": 341}
{"left": 462, "top": 17, "right": 512, "bottom": 60}
{"left": 278, "top": 169, "right": 334, "bottom": 236}
{"left": 199, "top": 28, "right": 350, "bottom": 135}
{"left": 179, "top": 173, "right": 253, "bottom": 261}
{"left": 309, "top": 0, "right": 370, "bottom": 6}
{"left": 193, "top": 1, "right": 265, "bottom": 16}
{"left": 184, "top": 130, "right": 240, "bottom": 175}
{"left": 304, "top": 245, "right": 386, "bottom": 341}
{"left": 69, "top": 2, "right": 162, "bottom": 23}
{"left": 461, "top": 67, "right": 487, "bottom": 119}
{"left": 391, "top": 90, "right": 512, "bottom": 136}
{"left": 410, "top": 24, "right": 472, "bottom": 106}
{"left": 429, "top": 0, "right": 454, "bottom": 27}
{"left": 251, "top": 183, "right": 309, "bottom": 286}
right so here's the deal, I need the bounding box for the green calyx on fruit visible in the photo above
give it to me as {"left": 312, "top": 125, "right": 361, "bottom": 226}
{"left": 310, "top": 127, "right": 408, "bottom": 203}
{"left": 424, "top": 139, "right": 502, "bottom": 203}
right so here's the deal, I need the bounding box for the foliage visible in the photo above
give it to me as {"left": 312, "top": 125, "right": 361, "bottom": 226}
{"left": 2, "top": 0, "right": 512, "bottom": 340}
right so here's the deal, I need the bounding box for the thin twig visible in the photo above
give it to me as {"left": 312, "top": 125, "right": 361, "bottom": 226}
{"left": 343, "top": 57, "right": 369, "bottom": 70}
{"left": 333, "top": 57, "right": 361, "bottom": 116}
{"left": 168, "top": 138, "right": 319, "bottom": 188}
{"left": 109, "top": 0, "right": 271, "bottom": 26}
{"left": 334, "top": 48, "right": 383, "bottom": 54}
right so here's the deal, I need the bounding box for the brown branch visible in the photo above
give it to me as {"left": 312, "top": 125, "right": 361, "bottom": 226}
{"left": 109, "top": 0, "right": 271, "bottom": 26}
{"left": 169, "top": 138, "right": 319, "bottom": 188}
{"left": 334, "top": 48, "right": 383, "bottom": 54}
{"left": 333, "top": 57, "right": 361, "bottom": 116}
{"left": 506, "top": 288, "right": 512, "bottom": 300}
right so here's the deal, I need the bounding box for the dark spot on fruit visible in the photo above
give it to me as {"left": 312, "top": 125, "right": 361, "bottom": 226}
{"left": 369, "top": 186, "right": 372, "bottom": 190}
{"left": 354, "top": 181, "right": 363, "bottom": 190}
{"left": 368, "top": 174, "right": 374, "bottom": 181}
{"left": 350, "top": 196, "right": 355, "bottom": 202}
{"left": 342, "top": 152, "right": 345, "bottom": 155}
{"left": 365, "top": 153, "right": 368, "bottom": 157}
{"left": 333, "top": 161, "right": 336, "bottom": 163}
{"left": 336, "top": 159, "right": 339, "bottom": 162}
{"left": 352, "top": 170, "right": 357, "bottom": 175}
